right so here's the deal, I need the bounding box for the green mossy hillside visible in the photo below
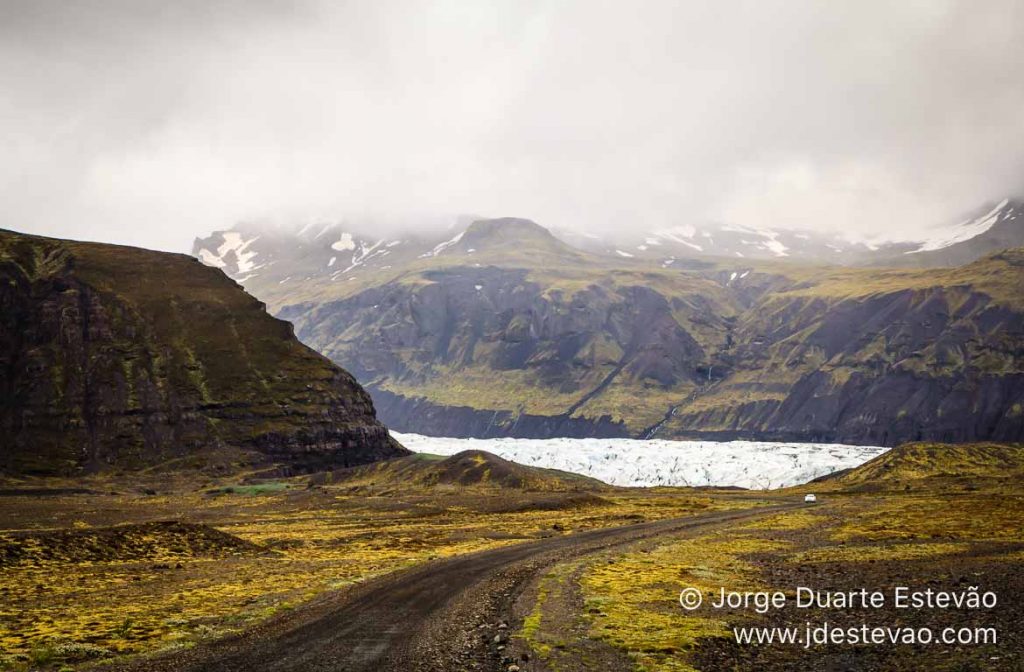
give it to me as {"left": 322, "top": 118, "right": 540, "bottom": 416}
{"left": 813, "top": 441, "right": 1024, "bottom": 492}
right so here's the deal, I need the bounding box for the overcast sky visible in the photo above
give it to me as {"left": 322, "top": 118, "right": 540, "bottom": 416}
{"left": 2, "top": 0, "right": 1023, "bottom": 252}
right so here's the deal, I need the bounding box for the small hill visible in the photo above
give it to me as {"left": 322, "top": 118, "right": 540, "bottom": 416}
{"left": 0, "top": 521, "right": 264, "bottom": 568}
{"left": 319, "top": 450, "right": 610, "bottom": 493}
{"left": 0, "top": 229, "right": 407, "bottom": 475}
{"left": 811, "top": 442, "right": 1024, "bottom": 492}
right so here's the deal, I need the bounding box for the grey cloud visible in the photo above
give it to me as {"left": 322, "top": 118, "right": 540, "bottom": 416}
{"left": 1, "top": 0, "right": 1022, "bottom": 251}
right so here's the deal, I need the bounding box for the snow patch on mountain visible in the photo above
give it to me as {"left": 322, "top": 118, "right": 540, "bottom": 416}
{"left": 340, "top": 239, "right": 389, "bottom": 274}
{"left": 331, "top": 232, "right": 356, "bottom": 252}
{"left": 908, "top": 198, "right": 1010, "bottom": 254}
{"left": 392, "top": 432, "right": 887, "bottom": 489}
{"left": 196, "top": 248, "right": 225, "bottom": 267}
{"left": 657, "top": 224, "right": 697, "bottom": 240}
{"left": 196, "top": 232, "right": 262, "bottom": 273}
{"left": 652, "top": 225, "right": 706, "bottom": 251}
{"left": 421, "top": 231, "right": 464, "bottom": 257}
{"left": 760, "top": 231, "right": 789, "bottom": 257}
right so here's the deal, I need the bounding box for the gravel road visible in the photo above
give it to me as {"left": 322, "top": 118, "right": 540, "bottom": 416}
{"left": 114, "top": 502, "right": 800, "bottom": 672}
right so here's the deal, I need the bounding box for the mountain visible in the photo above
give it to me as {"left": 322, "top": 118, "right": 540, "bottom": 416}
{"left": 0, "top": 229, "right": 407, "bottom": 475}
{"left": 559, "top": 197, "right": 1023, "bottom": 268}
{"left": 556, "top": 220, "right": 906, "bottom": 266}
{"left": 193, "top": 197, "right": 1024, "bottom": 295}
{"left": 190, "top": 216, "right": 588, "bottom": 311}
{"left": 656, "top": 249, "right": 1024, "bottom": 445}
{"left": 192, "top": 219, "right": 464, "bottom": 310}
{"left": 193, "top": 215, "right": 1024, "bottom": 447}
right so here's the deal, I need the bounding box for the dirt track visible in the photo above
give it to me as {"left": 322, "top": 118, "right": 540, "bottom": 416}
{"left": 114, "top": 502, "right": 800, "bottom": 672}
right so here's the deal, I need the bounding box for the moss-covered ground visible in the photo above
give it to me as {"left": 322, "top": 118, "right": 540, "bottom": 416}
{"left": 514, "top": 444, "right": 1024, "bottom": 671}
{"left": 0, "top": 469, "right": 746, "bottom": 671}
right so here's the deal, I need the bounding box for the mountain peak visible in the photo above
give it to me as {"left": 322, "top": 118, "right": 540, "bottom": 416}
{"left": 461, "top": 217, "right": 557, "bottom": 246}
{"left": 446, "top": 218, "right": 585, "bottom": 260}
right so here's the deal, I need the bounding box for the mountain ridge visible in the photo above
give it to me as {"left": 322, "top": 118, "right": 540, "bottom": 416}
{"left": 193, "top": 196, "right": 1024, "bottom": 321}
{"left": 192, "top": 212, "right": 1024, "bottom": 447}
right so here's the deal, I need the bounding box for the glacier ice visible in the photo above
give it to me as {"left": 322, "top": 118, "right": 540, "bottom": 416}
{"left": 392, "top": 432, "right": 887, "bottom": 490}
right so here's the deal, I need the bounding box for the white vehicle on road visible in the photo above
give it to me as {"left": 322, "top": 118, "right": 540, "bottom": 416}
{"left": 804, "top": 493, "right": 818, "bottom": 503}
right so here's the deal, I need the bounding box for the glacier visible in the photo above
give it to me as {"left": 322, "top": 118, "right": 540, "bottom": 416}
{"left": 392, "top": 432, "right": 888, "bottom": 489}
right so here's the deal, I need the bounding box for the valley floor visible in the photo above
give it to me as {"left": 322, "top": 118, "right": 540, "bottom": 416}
{"left": 1, "top": 453, "right": 1021, "bottom": 672}
{"left": 0, "top": 469, "right": 745, "bottom": 670}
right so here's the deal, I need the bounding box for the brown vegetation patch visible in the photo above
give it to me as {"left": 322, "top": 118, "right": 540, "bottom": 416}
{"left": 0, "top": 521, "right": 264, "bottom": 568}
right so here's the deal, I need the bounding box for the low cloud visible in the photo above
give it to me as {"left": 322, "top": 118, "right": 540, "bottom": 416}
{"left": 2, "top": 0, "right": 1022, "bottom": 250}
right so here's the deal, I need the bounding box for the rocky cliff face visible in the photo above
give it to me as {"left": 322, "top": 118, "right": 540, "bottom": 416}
{"left": 278, "top": 255, "right": 741, "bottom": 438}
{"left": 661, "top": 274, "right": 1024, "bottom": 444}
{"left": 0, "top": 229, "right": 406, "bottom": 475}
{"left": 367, "top": 388, "right": 630, "bottom": 438}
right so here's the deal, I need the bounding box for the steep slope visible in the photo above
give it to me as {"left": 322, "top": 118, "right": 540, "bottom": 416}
{"left": 0, "top": 229, "right": 407, "bottom": 475}
{"left": 660, "top": 250, "right": 1024, "bottom": 444}
{"left": 275, "top": 218, "right": 743, "bottom": 438}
